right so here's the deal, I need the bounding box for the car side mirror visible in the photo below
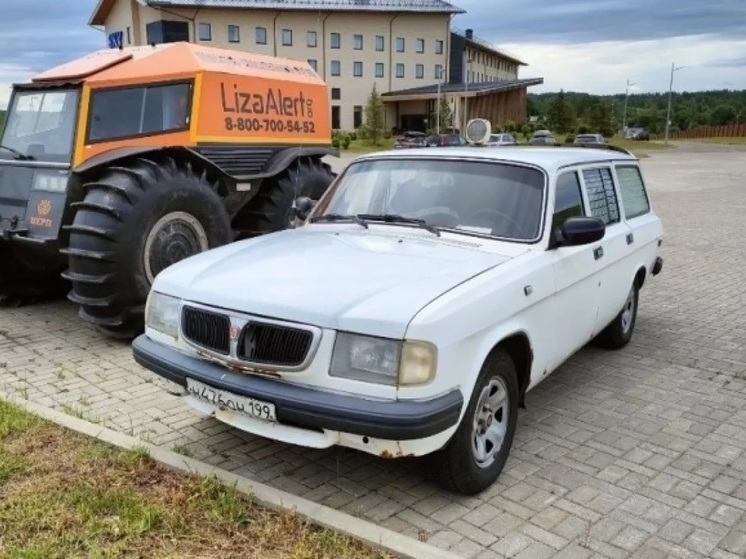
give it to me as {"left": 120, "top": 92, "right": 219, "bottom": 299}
{"left": 557, "top": 216, "right": 606, "bottom": 246}
{"left": 293, "top": 196, "right": 316, "bottom": 221}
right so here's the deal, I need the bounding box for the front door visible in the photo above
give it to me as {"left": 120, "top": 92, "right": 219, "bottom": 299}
{"left": 549, "top": 169, "right": 604, "bottom": 369}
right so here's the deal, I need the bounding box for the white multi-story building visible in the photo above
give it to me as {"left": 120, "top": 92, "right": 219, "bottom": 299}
{"left": 89, "top": 0, "right": 543, "bottom": 131}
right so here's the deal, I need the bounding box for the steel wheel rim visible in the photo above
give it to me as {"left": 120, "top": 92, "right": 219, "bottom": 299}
{"left": 143, "top": 211, "right": 209, "bottom": 284}
{"left": 472, "top": 376, "right": 509, "bottom": 469}
{"left": 621, "top": 286, "right": 636, "bottom": 334}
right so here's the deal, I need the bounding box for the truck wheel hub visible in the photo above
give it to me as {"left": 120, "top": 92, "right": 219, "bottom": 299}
{"left": 143, "top": 211, "right": 209, "bottom": 284}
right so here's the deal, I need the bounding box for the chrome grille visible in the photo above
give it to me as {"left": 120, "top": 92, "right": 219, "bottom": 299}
{"left": 237, "top": 322, "right": 313, "bottom": 366}
{"left": 181, "top": 306, "right": 230, "bottom": 355}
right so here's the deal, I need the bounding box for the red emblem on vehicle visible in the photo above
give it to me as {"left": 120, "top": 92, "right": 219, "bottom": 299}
{"left": 37, "top": 199, "right": 52, "bottom": 216}
{"left": 229, "top": 324, "right": 240, "bottom": 340}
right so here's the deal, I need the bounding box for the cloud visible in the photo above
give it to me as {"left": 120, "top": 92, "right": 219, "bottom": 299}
{"left": 0, "top": 0, "right": 103, "bottom": 108}
{"left": 450, "top": 0, "right": 746, "bottom": 94}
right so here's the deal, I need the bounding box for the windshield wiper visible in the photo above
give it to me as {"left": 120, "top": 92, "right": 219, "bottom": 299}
{"left": 308, "top": 213, "right": 369, "bottom": 228}
{"left": 357, "top": 213, "right": 441, "bottom": 236}
{"left": 0, "top": 145, "right": 33, "bottom": 161}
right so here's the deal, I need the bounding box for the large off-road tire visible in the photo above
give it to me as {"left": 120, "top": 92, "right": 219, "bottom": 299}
{"left": 425, "top": 348, "right": 519, "bottom": 495}
{"left": 0, "top": 244, "right": 68, "bottom": 307}
{"left": 235, "top": 157, "right": 335, "bottom": 238}
{"left": 61, "top": 155, "right": 232, "bottom": 339}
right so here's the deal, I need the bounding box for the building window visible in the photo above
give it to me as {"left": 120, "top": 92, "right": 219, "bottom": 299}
{"left": 228, "top": 24, "right": 240, "bottom": 43}
{"left": 307, "top": 31, "right": 317, "bottom": 47}
{"left": 307, "top": 59, "right": 318, "bottom": 72}
{"left": 396, "top": 37, "right": 405, "bottom": 52}
{"left": 282, "top": 29, "right": 292, "bottom": 46}
{"left": 353, "top": 61, "right": 363, "bottom": 77}
{"left": 353, "top": 105, "right": 363, "bottom": 129}
{"left": 435, "top": 39, "right": 443, "bottom": 54}
{"left": 395, "top": 63, "right": 404, "bottom": 78}
{"left": 256, "top": 26, "right": 267, "bottom": 44}
{"left": 415, "top": 64, "right": 424, "bottom": 79}
{"left": 416, "top": 38, "right": 424, "bottom": 53}
{"left": 353, "top": 34, "right": 363, "bottom": 50}
{"left": 434, "top": 64, "right": 443, "bottom": 79}
{"left": 375, "top": 62, "right": 384, "bottom": 78}
{"left": 331, "top": 60, "right": 341, "bottom": 76}
{"left": 331, "top": 106, "right": 341, "bottom": 129}
{"left": 331, "top": 87, "right": 341, "bottom": 100}
{"left": 198, "top": 22, "right": 211, "bottom": 41}
{"left": 330, "top": 32, "right": 340, "bottom": 49}
{"left": 375, "top": 35, "right": 384, "bottom": 51}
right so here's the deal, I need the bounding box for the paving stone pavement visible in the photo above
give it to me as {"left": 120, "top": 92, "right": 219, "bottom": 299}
{"left": 2, "top": 142, "right": 746, "bottom": 559}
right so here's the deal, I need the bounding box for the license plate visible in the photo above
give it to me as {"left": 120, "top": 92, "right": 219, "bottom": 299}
{"left": 185, "top": 378, "right": 277, "bottom": 422}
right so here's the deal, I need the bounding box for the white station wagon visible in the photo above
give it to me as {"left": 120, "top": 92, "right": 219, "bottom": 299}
{"left": 132, "top": 120, "right": 664, "bottom": 495}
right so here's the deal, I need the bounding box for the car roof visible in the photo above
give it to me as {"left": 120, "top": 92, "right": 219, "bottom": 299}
{"left": 352, "top": 145, "right": 637, "bottom": 174}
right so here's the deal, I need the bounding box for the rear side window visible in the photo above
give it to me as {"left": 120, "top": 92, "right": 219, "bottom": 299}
{"left": 616, "top": 165, "right": 650, "bottom": 218}
{"left": 582, "top": 167, "right": 619, "bottom": 225}
{"left": 553, "top": 170, "right": 585, "bottom": 226}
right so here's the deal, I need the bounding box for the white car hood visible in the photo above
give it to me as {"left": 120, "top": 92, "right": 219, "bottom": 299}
{"left": 153, "top": 227, "right": 513, "bottom": 338}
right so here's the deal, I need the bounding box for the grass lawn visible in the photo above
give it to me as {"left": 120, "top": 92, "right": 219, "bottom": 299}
{"left": 0, "top": 399, "right": 393, "bottom": 559}
{"left": 344, "top": 137, "right": 397, "bottom": 153}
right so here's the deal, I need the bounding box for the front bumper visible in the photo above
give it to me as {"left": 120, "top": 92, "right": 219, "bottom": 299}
{"left": 132, "top": 335, "right": 463, "bottom": 441}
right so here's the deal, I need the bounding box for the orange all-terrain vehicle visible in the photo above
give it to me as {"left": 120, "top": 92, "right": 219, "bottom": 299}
{"left": 0, "top": 42, "right": 338, "bottom": 339}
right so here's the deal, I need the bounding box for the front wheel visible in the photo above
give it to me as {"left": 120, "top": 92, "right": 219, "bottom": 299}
{"left": 425, "top": 349, "right": 519, "bottom": 495}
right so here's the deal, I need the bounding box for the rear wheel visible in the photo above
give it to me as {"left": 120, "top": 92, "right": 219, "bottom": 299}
{"left": 593, "top": 282, "right": 639, "bottom": 349}
{"left": 62, "top": 155, "right": 232, "bottom": 339}
{"left": 234, "top": 157, "right": 335, "bottom": 238}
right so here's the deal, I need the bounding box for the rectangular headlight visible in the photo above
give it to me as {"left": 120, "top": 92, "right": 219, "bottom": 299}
{"left": 144, "top": 291, "right": 181, "bottom": 339}
{"left": 330, "top": 332, "right": 401, "bottom": 385}
{"left": 330, "top": 333, "right": 438, "bottom": 386}
{"left": 32, "top": 171, "right": 68, "bottom": 193}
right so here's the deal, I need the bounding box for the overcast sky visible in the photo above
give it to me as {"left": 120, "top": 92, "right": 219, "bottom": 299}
{"left": 1, "top": 0, "right": 745, "bottom": 108}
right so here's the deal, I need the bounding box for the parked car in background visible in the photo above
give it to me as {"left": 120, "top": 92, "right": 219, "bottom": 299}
{"left": 574, "top": 133, "right": 606, "bottom": 146}
{"left": 394, "top": 131, "right": 428, "bottom": 149}
{"left": 426, "top": 133, "right": 469, "bottom": 147}
{"left": 633, "top": 129, "right": 650, "bottom": 141}
{"left": 133, "top": 119, "right": 664, "bottom": 496}
{"left": 528, "top": 129, "right": 557, "bottom": 145}
{"left": 486, "top": 133, "right": 518, "bottom": 146}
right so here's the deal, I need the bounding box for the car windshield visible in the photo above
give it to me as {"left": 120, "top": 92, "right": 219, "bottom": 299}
{"left": 311, "top": 157, "right": 546, "bottom": 241}
{"left": 0, "top": 88, "right": 79, "bottom": 163}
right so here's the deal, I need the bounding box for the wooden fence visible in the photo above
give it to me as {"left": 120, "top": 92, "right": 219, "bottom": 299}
{"left": 653, "top": 123, "right": 746, "bottom": 140}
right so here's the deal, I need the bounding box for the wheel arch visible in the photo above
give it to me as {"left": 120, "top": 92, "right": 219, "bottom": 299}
{"left": 257, "top": 146, "right": 339, "bottom": 182}
{"left": 634, "top": 264, "right": 646, "bottom": 289}
{"left": 468, "top": 328, "right": 534, "bottom": 411}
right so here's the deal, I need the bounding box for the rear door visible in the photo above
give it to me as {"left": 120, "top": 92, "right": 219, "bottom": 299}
{"left": 577, "top": 165, "right": 635, "bottom": 335}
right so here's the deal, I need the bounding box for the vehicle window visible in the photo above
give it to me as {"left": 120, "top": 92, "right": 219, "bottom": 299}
{"left": 87, "top": 81, "right": 192, "bottom": 143}
{"left": 582, "top": 167, "right": 619, "bottom": 225}
{"left": 0, "top": 88, "right": 79, "bottom": 163}
{"left": 615, "top": 165, "right": 650, "bottom": 219}
{"left": 313, "top": 158, "right": 546, "bottom": 241}
{"left": 552, "top": 171, "right": 585, "bottom": 228}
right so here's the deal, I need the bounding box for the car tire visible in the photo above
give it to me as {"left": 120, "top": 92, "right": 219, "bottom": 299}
{"left": 594, "top": 281, "right": 639, "bottom": 350}
{"left": 425, "top": 348, "right": 519, "bottom": 495}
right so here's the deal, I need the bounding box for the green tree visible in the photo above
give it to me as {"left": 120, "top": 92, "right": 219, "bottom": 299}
{"left": 587, "top": 98, "right": 615, "bottom": 137}
{"left": 360, "top": 83, "right": 386, "bottom": 145}
{"left": 711, "top": 104, "right": 737, "bottom": 125}
{"left": 546, "top": 90, "right": 576, "bottom": 134}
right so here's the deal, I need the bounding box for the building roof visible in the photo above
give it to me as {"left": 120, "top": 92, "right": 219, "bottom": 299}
{"left": 381, "top": 78, "right": 544, "bottom": 102}
{"left": 351, "top": 145, "right": 637, "bottom": 174}
{"left": 451, "top": 27, "right": 527, "bottom": 66}
{"left": 90, "top": 0, "right": 465, "bottom": 25}
{"left": 29, "top": 42, "right": 323, "bottom": 87}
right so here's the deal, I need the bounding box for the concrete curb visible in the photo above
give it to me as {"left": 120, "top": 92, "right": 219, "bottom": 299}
{"left": 2, "top": 393, "right": 461, "bottom": 559}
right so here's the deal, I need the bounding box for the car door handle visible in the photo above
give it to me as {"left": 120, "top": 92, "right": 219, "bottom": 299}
{"left": 626, "top": 233, "right": 634, "bottom": 245}
{"left": 594, "top": 246, "right": 604, "bottom": 260}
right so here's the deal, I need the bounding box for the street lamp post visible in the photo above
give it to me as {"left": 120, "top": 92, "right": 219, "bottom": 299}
{"left": 622, "top": 78, "right": 636, "bottom": 134}
{"left": 664, "top": 62, "right": 684, "bottom": 145}
{"left": 463, "top": 58, "right": 472, "bottom": 135}
{"left": 435, "top": 67, "right": 443, "bottom": 135}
